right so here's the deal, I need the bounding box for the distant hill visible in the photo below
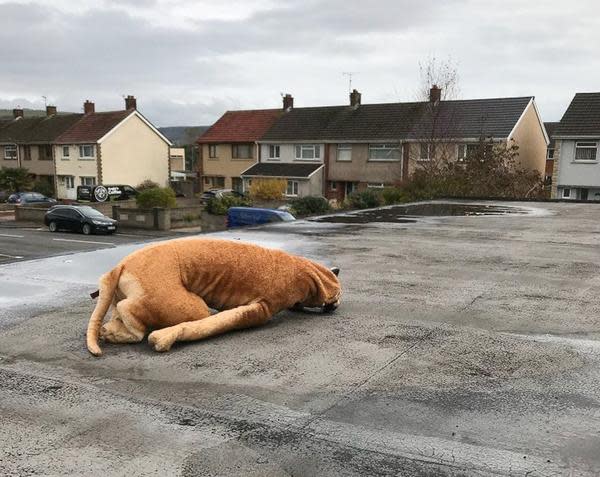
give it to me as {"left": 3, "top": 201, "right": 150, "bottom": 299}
{"left": 159, "top": 126, "right": 210, "bottom": 146}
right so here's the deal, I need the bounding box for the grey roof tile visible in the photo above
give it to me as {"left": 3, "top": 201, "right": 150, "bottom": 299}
{"left": 554, "top": 93, "right": 600, "bottom": 137}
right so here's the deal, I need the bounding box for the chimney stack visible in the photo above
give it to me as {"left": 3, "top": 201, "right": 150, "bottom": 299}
{"left": 46, "top": 105, "right": 57, "bottom": 117}
{"left": 13, "top": 108, "right": 23, "bottom": 119}
{"left": 282, "top": 93, "right": 294, "bottom": 111}
{"left": 429, "top": 85, "right": 441, "bottom": 104}
{"left": 84, "top": 100, "right": 95, "bottom": 114}
{"left": 350, "top": 89, "right": 361, "bottom": 108}
{"left": 125, "top": 95, "right": 137, "bottom": 110}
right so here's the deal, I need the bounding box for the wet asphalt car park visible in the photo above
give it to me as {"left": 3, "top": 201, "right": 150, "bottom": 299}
{"left": 1, "top": 200, "right": 600, "bottom": 476}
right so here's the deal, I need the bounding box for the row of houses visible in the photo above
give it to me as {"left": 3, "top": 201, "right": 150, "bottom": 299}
{"left": 197, "top": 87, "right": 549, "bottom": 200}
{"left": 0, "top": 96, "right": 172, "bottom": 200}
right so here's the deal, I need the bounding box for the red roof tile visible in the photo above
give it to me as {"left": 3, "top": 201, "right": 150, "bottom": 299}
{"left": 56, "top": 110, "right": 132, "bottom": 144}
{"left": 198, "top": 109, "right": 281, "bottom": 143}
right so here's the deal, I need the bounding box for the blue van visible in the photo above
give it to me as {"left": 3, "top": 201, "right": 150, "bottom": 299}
{"left": 226, "top": 207, "right": 296, "bottom": 228}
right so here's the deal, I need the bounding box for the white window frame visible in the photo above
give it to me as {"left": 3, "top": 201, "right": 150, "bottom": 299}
{"left": 208, "top": 144, "right": 217, "bottom": 159}
{"left": 419, "top": 143, "right": 433, "bottom": 162}
{"left": 295, "top": 144, "right": 320, "bottom": 161}
{"left": 78, "top": 144, "right": 95, "bottom": 160}
{"left": 562, "top": 188, "right": 571, "bottom": 199}
{"left": 62, "top": 176, "right": 75, "bottom": 189}
{"left": 368, "top": 144, "right": 401, "bottom": 161}
{"left": 4, "top": 144, "right": 17, "bottom": 160}
{"left": 546, "top": 148, "right": 554, "bottom": 160}
{"left": 62, "top": 146, "right": 70, "bottom": 160}
{"left": 367, "top": 183, "right": 384, "bottom": 189}
{"left": 336, "top": 144, "right": 352, "bottom": 161}
{"left": 574, "top": 141, "right": 598, "bottom": 162}
{"left": 80, "top": 176, "right": 97, "bottom": 186}
{"left": 285, "top": 180, "right": 299, "bottom": 197}
{"left": 268, "top": 144, "right": 280, "bottom": 160}
{"left": 457, "top": 144, "right": 480, "bottom": 162}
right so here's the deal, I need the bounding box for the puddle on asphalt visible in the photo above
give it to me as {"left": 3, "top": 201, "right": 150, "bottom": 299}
{"left": 312, "top": 203, "right": 528, "bottom": 224}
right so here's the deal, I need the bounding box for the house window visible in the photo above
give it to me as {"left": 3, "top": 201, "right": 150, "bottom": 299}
{"left": 457, "top": 144, "right": 481, "bottom": 162}
{"left": 205, "top": 176, "right": 225, "bottom": 188}
{"left": 368, "top": 144, "right": 401, "bottom": 161}
{"left": 4, "top": 145, "right": 17, "bottom": 160}
{"left": 208, "top": 144, "right": 217, "bottom": 158}
{"left": 547, "top": 148, "right": 554, "bottom": 159}
{"left": 286, "top": 180, "right": 299, "bottom": 196}
{"left": 232, "top": 144, "right": 253, "bottom": 159}
{"left": 337, "top": 144, "right": 352, "bottom": 161}
{"left": 40, "top": 145, "right": 53, "bottom": 160}
{"left": 575, "top": 141, "right": 597, "bottom": 161}
{"left": 562, "top": 188, "right": 571, "bottom": 198}
{"left": 62, "top": 146, "right": 70, "bottom": 159}
{"left": 345, "top": 182, "right": 357, "bottom": 195}
{"left": 23, "top": 145, "right": 31, "bottom": 161}
{"left": 329, "top": 181, "right": 337, "bottom": 191}
{"left": 295, "top": 144, "right": 320, "bottom": 160}
{"left": 367, "top": 183, "right": 384, "bottom": 188}
{"left": 419, "top": 143, "right": 434, "bottom": 161}
{"left": 268, "top": 145, "right": 280, "bottom": 160}
{"left": 80, "top": 176, "right": 96, "bottom": 186}
{"left": 79, "top": 145, "right": 95, "bottom": 159}
{"left": 61, "top": 176, "right": 75, "bottom": 189}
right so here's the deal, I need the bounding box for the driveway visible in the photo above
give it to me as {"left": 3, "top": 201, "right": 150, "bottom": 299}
{"left": 1, "top": 201, "right": 599, "bottom": 476}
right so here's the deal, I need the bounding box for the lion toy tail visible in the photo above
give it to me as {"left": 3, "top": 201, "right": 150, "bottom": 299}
{"left": 86, "top": 265, "right": 123, "bottom": 356}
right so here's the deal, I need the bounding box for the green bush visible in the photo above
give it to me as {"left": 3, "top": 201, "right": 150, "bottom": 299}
{"left": 136, "top": 187, "right": 176, "bottom": 208}
{"left": 345, "top": 189, "right": 383, "bottom": 209}
{"left": 136, "top": 179, "right": 160, "bottom": 191}
{"left": 32, "top": 180, "right": 55, "bottom": 198}
{"left": 289, "top": 196, "right": 330, "bottom": 216}
{"left": 381, "top": 187, "right": 408, "bottom": 205}
{"left": 206, "top": 194, "right": 251, "bottom": 215}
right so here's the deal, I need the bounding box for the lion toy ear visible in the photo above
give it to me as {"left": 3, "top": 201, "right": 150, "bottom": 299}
{"left": 330, "top": 267, "right": 340, "bottom": 277}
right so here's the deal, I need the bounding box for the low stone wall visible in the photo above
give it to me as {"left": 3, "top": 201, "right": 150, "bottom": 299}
{"left": 14, "top": 205, "right": 51, "bottom": 222}
{"left": 112, "top": 207, "right": 170, "bottom": 230}
{"left": 170, "top": 206, "right": 203, "bottom": 228}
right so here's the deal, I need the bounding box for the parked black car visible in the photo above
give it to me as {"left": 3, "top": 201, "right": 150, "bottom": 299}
{"left": 77, "top": 184, "right": 138, "bottom": 202}
{"left": 44, "top": 205, "right": 117, "bottom": 235}
{"left": 7, "top": 192, "right": 57, "bottom": 205}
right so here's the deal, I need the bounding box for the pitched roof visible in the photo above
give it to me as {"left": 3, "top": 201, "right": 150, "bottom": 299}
{"left": 241, "top": 162, "right": 323, "bottom": 178}
{"left": 198, "top": 109, "right": 281, "bottom": 143}
{"left": 544, "top": 122, "right": 559, "bottom": 148}
{"left": 554, "top": 93, "right": 600, "bottom": 137}
{"left": 0, "top": 114, "right": 83, "bottom": 144}
{"left": 259, "top": 96, "right": 533, "bottom": 142}
{"left": 55, "top": 110, "right": 132, "bottom": 144}
{"left": 409, "top": 97, "right": 532, "bottom": 139}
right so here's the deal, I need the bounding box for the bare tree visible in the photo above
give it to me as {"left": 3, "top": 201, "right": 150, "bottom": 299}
{"left": 416, "top": 55, "right": 460, "bottom": 101}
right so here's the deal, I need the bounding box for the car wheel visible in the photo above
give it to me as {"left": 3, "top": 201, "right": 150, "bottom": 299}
{"left": 82, "top": 223, "right": 92, "bottom": 235}
{"left": 48, "top": 221, "right": 58, "bottom": 232}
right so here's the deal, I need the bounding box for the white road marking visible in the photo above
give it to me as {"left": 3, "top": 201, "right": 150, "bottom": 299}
{"left": 53, "top": 238, "right": 115, "bottom": 246}
{"left": 0, "top": 253, "right": 24, "bottom": 259}
{"left": 0, "top": 233, "right": 24, "bottom": 238}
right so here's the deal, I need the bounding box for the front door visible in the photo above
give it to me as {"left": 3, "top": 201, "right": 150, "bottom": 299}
{"left": 580, "top": 188, "right": 589, "bottom": 201}
{"left": 232, "top": 177, "right": 243, "bottom": 193}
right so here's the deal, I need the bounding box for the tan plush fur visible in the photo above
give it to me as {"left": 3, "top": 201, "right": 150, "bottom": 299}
{"left": 86, "top": 238, "right": 341, "bottom": 356}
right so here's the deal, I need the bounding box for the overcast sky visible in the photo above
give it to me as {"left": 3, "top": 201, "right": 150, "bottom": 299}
{"left": 0, "top": 0, "right": 597, "bottom": 127}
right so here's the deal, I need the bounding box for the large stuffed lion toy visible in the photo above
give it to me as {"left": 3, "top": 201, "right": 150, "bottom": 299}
{"left": 86, "top": 238, "right": 341, "bottom": 356}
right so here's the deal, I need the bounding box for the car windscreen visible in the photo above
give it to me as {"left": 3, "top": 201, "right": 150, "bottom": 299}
{"left": 77, "top": 206, "right": 106, "bottom": 218}
{"left": 278, "top": 212, "right": 296, "bottom": 222}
